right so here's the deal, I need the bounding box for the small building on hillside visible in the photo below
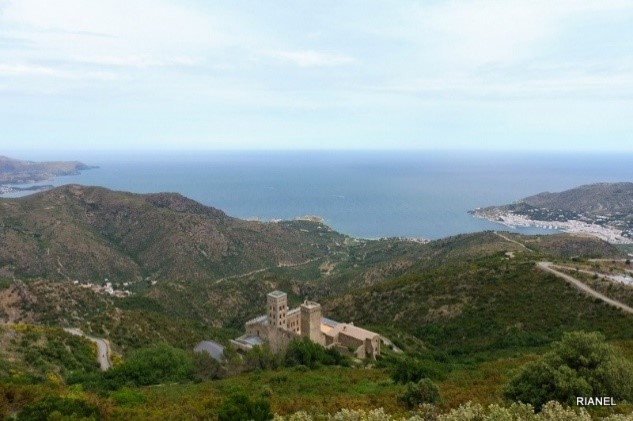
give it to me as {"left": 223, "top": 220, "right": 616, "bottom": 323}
{"left": 231, "top": 290, "right": 380, "bottom": 359}
{"left": 194, "top": 340, "right": 225, "bottom": 361}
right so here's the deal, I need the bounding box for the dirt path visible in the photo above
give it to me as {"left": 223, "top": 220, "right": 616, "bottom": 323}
{"left": 214, "top": 257, "right": 321, "bottom": 284}
{"left": 380, "top": 335, "right": 403, "bottom": 353}
{"left": 493, "top": 232, "right": 534, "bottom": 252}
{"left": 536, "top": 262, "right": 633, "bottom": 315}
{"left": 63, "top": 328, "right": 112, "bottom": 371}
{"left": 214, "top": 268, "right": 268, "bottom": 284}
{"left": 562, "top": 265, "right": 632, "bottom": 284}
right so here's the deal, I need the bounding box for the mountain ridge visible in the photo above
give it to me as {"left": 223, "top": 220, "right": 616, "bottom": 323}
{"left": 0, "top": 184, "right": 347, "bottom": 282}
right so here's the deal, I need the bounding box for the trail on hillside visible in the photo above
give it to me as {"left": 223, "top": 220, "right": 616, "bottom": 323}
{"left": 63, "top": 328, "right": 112, "bottom": 371}
{"left": 214, "top": 257, "right": 321, "bottom": 284}
{"left": 536, "top": 262, "right": 633, "bottom": 315}
{"left": 493, "top": 231, "right": 534, "bottom": 252}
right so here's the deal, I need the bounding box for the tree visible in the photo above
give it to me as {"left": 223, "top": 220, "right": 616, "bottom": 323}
{"left": 244, "top": 344, "right": 280, "bottom": 371}
{"left": 192, "top": 351, "right": 227, "bottom": 381}
{"left": 105, "top": 343, "right": 193, "bottom": 388}
{"left": 217, "top": 393, "right": 273, "bottom": 421}
{"left": 398, "top": 378, "right": 441, "bottom": 408}
{"left": 504, "top": 331, "right": 633, "bottom": 409}
{"left": 284, "top": 337, "right": 349, "bottom": 369}
{"left": 390, "top": 357, "right": 430, "bottom": 384}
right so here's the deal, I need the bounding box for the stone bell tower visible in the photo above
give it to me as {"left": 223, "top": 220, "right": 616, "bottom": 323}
{"left": 300, "top": 300, "right": 324, "bottom": 345}
{"left": 267, "top": 290, "right": 288, "bottom": 330}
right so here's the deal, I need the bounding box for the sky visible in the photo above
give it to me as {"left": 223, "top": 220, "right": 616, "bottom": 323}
{"left": 1, "top": 0, "right": 632, "bottom": 153}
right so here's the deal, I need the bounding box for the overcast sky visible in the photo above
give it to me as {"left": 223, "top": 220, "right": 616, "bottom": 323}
{"left": 1, "top": 0, "right": 632, "bottom": 152}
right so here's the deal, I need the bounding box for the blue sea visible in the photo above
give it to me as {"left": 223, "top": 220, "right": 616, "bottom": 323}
{"left": 6, "top": 151, "right": 633, "bottom": 240}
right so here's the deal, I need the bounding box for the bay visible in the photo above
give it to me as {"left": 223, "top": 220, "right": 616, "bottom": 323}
{"left": 7, "top": 150, "right": 633, "bottom": 240}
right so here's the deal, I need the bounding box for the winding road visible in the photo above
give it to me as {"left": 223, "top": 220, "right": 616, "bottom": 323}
{"left": 536, "top": 262, "right": 633, "bottom": 315}
{"left": 63, "top": 328, "right": 112, "bottom": 371}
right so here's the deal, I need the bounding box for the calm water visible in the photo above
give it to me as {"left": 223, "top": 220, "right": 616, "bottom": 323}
{"left": 6, "top": 151, "right": 633, "bottom": 240}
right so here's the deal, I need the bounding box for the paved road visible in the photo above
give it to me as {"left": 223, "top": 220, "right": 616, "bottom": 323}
{"left": 63, "top": 328, "right": 112, "bottom": 371}
{"left": 536, "top": 262, "right": 633, "bottom": 315}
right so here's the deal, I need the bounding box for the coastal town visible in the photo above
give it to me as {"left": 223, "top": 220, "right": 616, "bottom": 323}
{"left": 471, "top": 208, "right": 633, "bottom": 244}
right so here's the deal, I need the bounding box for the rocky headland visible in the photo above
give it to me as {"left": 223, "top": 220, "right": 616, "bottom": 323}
{"left": 0, "top": 155, "right": 96, "bottom": 194}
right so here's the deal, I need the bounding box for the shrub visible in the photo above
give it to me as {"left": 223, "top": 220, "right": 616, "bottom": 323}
{"left": 504, "top": 331, "right": 633, "bottom": 409}
{"left": 192, "top": 351, "right": 226, "bottom": 381}
{"left": 109, "top": 387, "right": 147, "bottom": 406}
{"left": 17, "top": 396, "right": 100, "bottom": 420}
{"left": 390, "top": 358, "right": 434, "bottom": 384}
{"left": 217, "top": 393, "right": 273, "bottom": 421}
{"left": 104, "top": 343, "right": 193, "bottom": 388}
{"left": 284, "top": 338, "right": 349, "bottom": 369}
{"left": 245, "top": 344, "right": 281, "bottom": 371}
{"left": 399, "top": 378, "right": 441, "bottom": 408}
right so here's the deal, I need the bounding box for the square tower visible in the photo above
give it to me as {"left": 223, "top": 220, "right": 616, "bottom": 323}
{"left": 267, "top": 290, "right": 288, "bottom": 330}
{"left": 300, "top": 301, "right": 324, "bottom": 345}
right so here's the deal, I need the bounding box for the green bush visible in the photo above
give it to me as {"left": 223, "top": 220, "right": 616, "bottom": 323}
{"left": 192, "top": 351, "right": 227, "bottom": 381}
{"left": 217, "top": 393, "right": 273, "bottom": 421}
{"left": 109, "top": 387, "right": 147, "bottom": 406}
{"left": 504, "top": 331, "right": 633, "bottom": 409}
{"left": 244, "top": 344, "right": 281, "bottom": 371}
{"left": 398, "top": 378, "right": 441, "bottom": 408}
{"left": 390, "top": 357, "right": 436, "bottom": 384}
{"left": 17, "top": 396, "right": 100, "bottom": 420}
{"left": 104, "top": 343, "right": 193, "bottom": 388}
{"left": 284, "top": 338, "right": 349, "bottom": 369}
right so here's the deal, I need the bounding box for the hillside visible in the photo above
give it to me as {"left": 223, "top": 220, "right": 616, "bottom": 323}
{"left": 1, "top": 223, "right": 626, "bottom": 356}
{"left": 0, "top": 185, "right": 350, "bottom": 282}
{"left": 2, "top": 198, "right": 633, "bottom": 418}
{"left": 522, "top": 182, "right": 633, "bottom": 214}
{"left": 470, "top": 183, "right": 633, "bottom": 243}
{"left": 316, "top": 232, "right": 631, "bottom": 356}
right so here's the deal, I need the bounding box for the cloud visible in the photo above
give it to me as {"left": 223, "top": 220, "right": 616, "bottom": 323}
{"left": 377, "top": 67, "right": 633, "bottom": 101}
{"left": 407, "top": 0, "right": 633, "bottom": 66}
{"left": 407, "top": 1, "right": 553, "bottom": 66}
{"left": 265, "top": 50, "right": 356, "bottom": 67}
{"left": 0, "top": 0, "right": 244, "bottom": 62}
{"left": 73, "top": 55, "right": 198, "bottom": 69}
{"left": 0, "top": 63, "right": 119, "bottom": 79}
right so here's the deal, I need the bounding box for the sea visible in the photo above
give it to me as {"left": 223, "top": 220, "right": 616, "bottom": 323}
{"left": 5, "top": 150, "right": 633, "bottom": 240}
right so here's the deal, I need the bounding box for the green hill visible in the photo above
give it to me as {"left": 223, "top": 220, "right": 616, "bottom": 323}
{"left": 0, "top": 185, "right": 349, "bottom": 282}
{"left": 3, "top": 187, "right": 633, "bottom": 419}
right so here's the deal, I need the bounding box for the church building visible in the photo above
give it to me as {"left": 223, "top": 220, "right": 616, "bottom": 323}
{"left": 231, "top": 290, "right": 381, "bottom": 359}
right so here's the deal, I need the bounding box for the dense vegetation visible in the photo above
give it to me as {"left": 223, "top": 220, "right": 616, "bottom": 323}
{"left": 504, "top": 331, "right": 633, "bottom": 409}
{"left": 0, "top": 185, "right": 351, "bottom": 282}
{"left": 326, "top": 251, "right": 633, "bottom": 360}
{"left": 0, "top": 325, "right": 100, "bottom": 383}
{"left": 2, "top": 188, "right": 633, "bottom": 419}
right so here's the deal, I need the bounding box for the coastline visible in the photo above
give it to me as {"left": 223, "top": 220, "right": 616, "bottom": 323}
{"left": 471, "top": 209, "right": 632, "bottom": 244}
{"left": 0, "top": 184, "right": 53, "bottom": 195}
